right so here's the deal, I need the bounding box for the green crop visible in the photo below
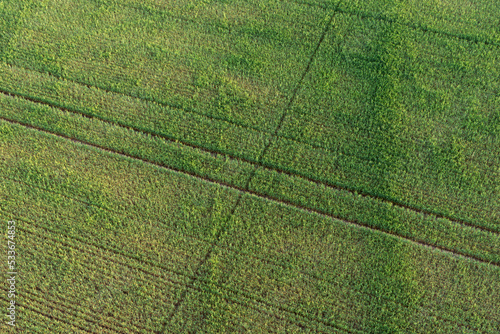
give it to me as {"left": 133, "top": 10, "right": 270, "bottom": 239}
{"left": 0, "top": 0, "right": 498, "bottom": 332}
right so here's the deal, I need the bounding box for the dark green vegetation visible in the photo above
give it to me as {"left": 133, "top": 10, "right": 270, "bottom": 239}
{"left": 0, "top": 0, "right": 499, "bottom": 333}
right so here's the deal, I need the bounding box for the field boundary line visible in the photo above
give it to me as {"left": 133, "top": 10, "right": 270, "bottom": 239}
{"left": 3, "top": 51, "right": 498, "bottom": 170}
{"left": 1, "top": 57, "right": 496, "bottom": 182}
{"left": 1, "top": 75, "right": 497, "bottom": 231}
{"left": 3, "top": 160, "right": 497, "bottom": 274}
{"left": 0, "top": 116, "right": 499, "bottom": 268}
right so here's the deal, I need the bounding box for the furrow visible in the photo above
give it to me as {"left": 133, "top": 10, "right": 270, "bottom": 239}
{"left": 15, "top": 288, "right": 136, "bottom": 334}
{"left": 1, "top": 57, "right": 495, "bottom": 179}
{"left": 0, "top": 80, "right": 496, "bottom": 232}
{"left": 3, "top": 185, "right": 493, "bottom": 328}
{"left": 0, "top": 65, "right": 496, "bottom": 225}
{"left": 0, "top": 292, "right": 95, "bottom": 333}
{"left": 5, "top": 213, "right": 350, "bottom": 333}
{"left": 0, "top": 116, "right": 498, "bottom": 267}
{"left": 2, "top": 59, "right": 495, "bottom": 218}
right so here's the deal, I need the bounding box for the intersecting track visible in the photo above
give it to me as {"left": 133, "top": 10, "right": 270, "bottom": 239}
{"left": 295, "top": 0, "right": 500, "bottom": 48}
{"left": 2, "top": 50, "right": 497, "bottom": 177}
{"left": 1, "top": 1, "right": 499, "bottom": 332}
{"left": 0, "top": 89, "right": 497, "bottom": 233}
{"left": 1, "top": 4, "right": 498, "bottom": 224}
{"left": 1, "top": 213, "right": 352, "bottom": 333}
{"left": 0, "top": 103, "right": 499, "bottom": 266}
{"left": 3, "top": 209, "right": 493, "bottom": 334}
{"left": 2, "top": 104, "right": 499, "bottom": 326}
{"left": 158, "top": 6, "right": 343, "bottom": 332}
{"left": 2, "top": 179, "right": 498, "bottom": 328}
{"left": 1, "top": 46, "right": 498, "bottom": 229}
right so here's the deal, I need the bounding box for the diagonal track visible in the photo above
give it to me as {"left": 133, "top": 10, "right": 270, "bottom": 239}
{"left": 295, "top": 1, "right": 500, "bottom": 48}
{"left": 2, "top": 134, "right": 498, "bottom": 261}
{"left": 0, "top": 76, "right": 497, "bottom": 231}
{"left": 2, "top": 51, "right": 496, "bottom": 177}
{"left": 3, "top": 109, "right": 494, "bottom": 332}
{"left": 2, "top": 211, "right": 348, "bottom": 333}
{"left": 4, "top": 188, "right": 498, "bottom": 327}
{"left": 160, "top": 6, "right": 344, "bottom": 332}
{"left": 1, "top": 3, "right": 497, "bottom": 332}
{"left": 3, "top": 207, "right": 499, "bottom": 333}
{"left": 0, "top": 92, "right": 496, "bottom": 233}
{"left": 1, "top": 114, "right": 499, "bottom": 268}
{"left": 4, "top": 185, "right": 497, "bottom": 330}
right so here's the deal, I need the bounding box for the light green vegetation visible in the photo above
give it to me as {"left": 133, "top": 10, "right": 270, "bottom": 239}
{"left": 172, "top": 192, "right": 500, "bottom": 333}
{"left": 305, "top": 0, "right": 500, "bottom": 44}
{"left": 0, "top": 0, "right": 330, "bottom": 131}
{"left": 0, "top": 120, "right": 240, "bottom": 332}
{"left": 1, "top": 103, "right": 499, "bottom": 332}
{"left": 1, "top": 93, "right": 498, "bottom": 265}
{"left": 1, "top": 0, "right": 496, "bottom": 230}
{"left": 0, "top": 91, "right": 258, "bottom": 190}
{"left": 273, "top": 12, "right": 499, "bottom": 230}
{"left": 0, "top": 62, "right": 269, "bottom": 162}
{"left": 0, "top": 0, "right": 499, "bottom": 332}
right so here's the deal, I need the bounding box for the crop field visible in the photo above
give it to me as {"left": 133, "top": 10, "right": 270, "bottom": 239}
{"left": 0, "top": 0, "right": 499, "bottom": 333}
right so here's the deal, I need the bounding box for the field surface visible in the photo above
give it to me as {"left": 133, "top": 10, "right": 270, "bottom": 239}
{"left": 0, "top": 0, "right": 499, "bottom": 333}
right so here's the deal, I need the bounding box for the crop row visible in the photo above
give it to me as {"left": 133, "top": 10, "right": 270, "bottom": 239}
{"left": 1, "top": 111, "right": 498, "bottom": 326}
{"left": 2, "top": 0, "right": 496, "bottom": 157}
{"left": 4, "top": 206, "right": 492, "bottom": 333}
{"left": 1, "top": 120, "right": 499, "bottom": 331}
{"left": 2, "top": 159, "right": 347, "bottom": 332}
{"left": 2, "top": 192, "right": 498, "bottom": 332}
{"left": 219, "top": 193, "right": 500, "bottom": 332}
{"left": 0, "top": 59, "right": 496, "bottom": 233}
{"left": 17, "top": 230, "right": 185, "bottom": 333}
{"left": 0, "top": 177, "right": 226, "bottom": 277}
{"left": 0, "top": 57, "right": 495, "bottom": 233}
{"left": 0, "top": 57, "right": 496, "bottom": 227}
{"left": 1, "top": 15, "right": 497, "bottom": 227}
{"left": 4, "top": 34, "right": 497, "bottom": 176}
{"left": 1, "top": 95, "right": 498, "bottom": 260}
{"left": 0, "top": 293, "right": 89, "bottom": 333}
{"left": 2, "top": 11, "right": 491, "bottom": 166}
{"left": 276, "top": 13, "right": 499, "bottom": 227}
{"left": 4, "top": 169, "right": 495, "bottom": 330}
{"left": 286, "top": 13, "right": 499, "bottom": 158}
{"left": 0, "top": 175, "right": 369, "bottom": 334}
{"left": 0, "top": 287, "right": 114, "bottom": 333}
{"left": 77, "top": 0, "right": 500, "bottom": 48}
{"left": 4, "top": 211, "right": 342, "bottom": 333}
{"left": 1, "top": 1, "right": 497, "bottom": 226}
{"left": 1, "top": 0, "right": 332, "bottom": 132}
{"left": 300, "top": 0, "right": 500, "bottom": 46}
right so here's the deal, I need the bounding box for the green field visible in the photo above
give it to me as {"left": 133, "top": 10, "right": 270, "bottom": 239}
{"left": 0, "top": 0, "right": 499, "bottom": 333}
